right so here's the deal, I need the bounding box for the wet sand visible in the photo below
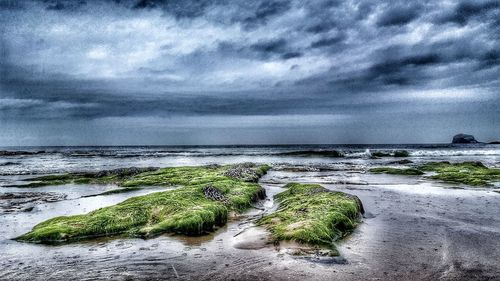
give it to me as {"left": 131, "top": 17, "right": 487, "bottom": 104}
{"left": 1, "top": 170, "right": 500, "bottom": 281}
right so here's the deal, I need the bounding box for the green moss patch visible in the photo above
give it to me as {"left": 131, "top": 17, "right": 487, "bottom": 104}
{"left": 16, "top": 164, "right": 270, "bottom": 244}
{"left": 13, "top": 167, "right": 160, "bottom": 188}
{"left": 419, "top": 161, "right": 500, "bottom": 186}
{"left": 369, "top": 167, "right": 424, "bottom": 175}
{"left": 82, "top": 187, "right": 143, "bottom": 197}
{"left": 257, "top": 183, "right": 363, "bottom": 251}
{"left": 369, "top": 161, "right": 500, "bottom": 186}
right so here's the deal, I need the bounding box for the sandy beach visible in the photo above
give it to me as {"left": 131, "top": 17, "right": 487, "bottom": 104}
{"left": 1, "top": 146, "right": 499, "bottom": 280}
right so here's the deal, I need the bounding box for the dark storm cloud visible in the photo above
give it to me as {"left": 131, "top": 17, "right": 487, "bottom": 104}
{"left": 0, "top": 66, "right": 331, "bottom": 120}
{"left": 376, "top": 4, "right": 422, "bottom": 27}
{"left": 133, "top": 0, "right": 214, "bottom": 18}
{"left": 216, "top": 38, "right": 301, "bottom": 60}
{"left": 0, "top": 0, "right": 499, "bottom": 144}
{"left": 309, "top": 33, "right": 346, "bottom": 49}
{"left": 250, "top": 39, "right": 287, "bottom": 55}
{"left": 304, "top": 20, "right": 337, "bottom": 34}
{"left": 436, "top": 0, "right": 500, "bottom": 25}
{"left": 240, "top": 0, "right": 291, "bottom": 30}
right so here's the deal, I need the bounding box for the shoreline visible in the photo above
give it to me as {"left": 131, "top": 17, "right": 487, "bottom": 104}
{"left": 1, "top": 168, "right": 499, "bottom": 280}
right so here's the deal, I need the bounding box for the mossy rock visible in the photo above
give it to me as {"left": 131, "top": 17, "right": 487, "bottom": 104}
{"left": 257, "top": 183, "right": 363, "bottom": 251}
{"left": 419, "top": 161, "right": 500, "bottom": 186}
{"left": 369, "top": 167, "right": 424, "bottom": 175}
{"left": 369, "top": 161, "right": 500, "bottom": 186}
{"left": 14, "top": 164, "right": 271, "bottom": 188}
{"left": 16, "top": 164, "right": 270, "bottom": 244}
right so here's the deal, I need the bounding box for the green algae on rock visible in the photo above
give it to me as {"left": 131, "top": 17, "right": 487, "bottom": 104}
{"left": 16, "top": 164, "right": 270, "bottom": 244}
{"left": 369, "top": 167, "right": 424, "bottom": 175}
{"left": 13, "top": 167, "right": 160, "bottom": 188}
{"left": 419, "top": 161, "right": 500, "bottom": 186}
{"left": 82, "top": 187, "right": 143, "bottom": 197}
{"left": 369, "top": 161, "right": 500, "bottom": 186}
{"left": 14, "top": 164, "right": 272, "bottom": 188}
{"left": 257, "top": 183, "right": 363, "bottom": 252}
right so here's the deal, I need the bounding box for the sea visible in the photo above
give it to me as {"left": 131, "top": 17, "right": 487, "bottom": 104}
{"left": 0, "top": 144, "right": 499, "bottom": 176}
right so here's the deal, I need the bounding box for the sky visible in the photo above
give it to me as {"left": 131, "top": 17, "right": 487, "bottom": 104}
{"left": 0, "top": 0, "right": 499, "bottom": 145}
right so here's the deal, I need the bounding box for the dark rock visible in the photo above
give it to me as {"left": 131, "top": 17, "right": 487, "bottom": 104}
{"left": 280, "top": 150, "right": 344, "bottom": 157}
{"left": 489, "top": 141, "right": 500, "bottom": 144}
{"left": 23, "top": 206, "right": 35, "bottom": 212}
{"left": 203, "top": 185, "right": 229, "bottom": 204}
{"left": 0, "top": 162, "right": 19, "bottom": 166}
{"left": 452, "top": 134, "right": 478, "bottom": 144}
{"left": 252, "top": 188, "right": 267, "bottom": 201}
{"left": 0, "top": 192, "right": 66, "bottom": 213}
{"left": 0, "top": 150, "right": 45, "bottom": 156}
{"left": 94, "top": 167, "right": 158, "bottom": 178}
{"left": 388, "top": 159, "right": 413, "bottom": 165}
{"left": 223, "top": 163, "right": 261, "bottom": 182}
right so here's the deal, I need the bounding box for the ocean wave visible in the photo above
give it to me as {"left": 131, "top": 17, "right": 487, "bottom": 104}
{"left": 0, "top": 150, "right": 46, "bottom": 156}
{"left": 0, "top": 162, "right": 20, "bottom": 166}
{"left": 276, "top": 150, "right": 345, "bottom": 157}
{"left": 409, "top": 150, "right": 500, "bottom": 157}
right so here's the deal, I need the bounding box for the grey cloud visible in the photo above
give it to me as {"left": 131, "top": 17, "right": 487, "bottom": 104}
{"left": 216, "top": 38, "right": 301, "bottom": 61}
{"left": 240, "top": 0, "right": 291, "bottom": 30}
{"left": 309, "top": 33, "right": 346, "bottom": 49}
{"left": 133, "top": 0, "right": 214, "bottom": 18}
{"left": 304, "top": 21, "right": 337, "bottom": 34}
{"left": 376, "top": 4, "right": 422, "bottom": 27}
{"left": 436, "top": 0, "right": 499, "bottom": 25}
{"left": 1, "top": 0, "right": 499, "bottom": 144}
{"left": 250, "top": 39, "right": 287, "bottom": 54}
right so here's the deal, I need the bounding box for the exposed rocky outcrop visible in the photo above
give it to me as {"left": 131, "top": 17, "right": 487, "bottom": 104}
{"left": 0, "top": 150, "right": 45, "bottom": 156}
{"left": 0, "top": 192, "right": 67, "bottom": 213}
{"left": 223, "top": 163, "right": 270, "bottom": 182}
{"left": 452, "top": 134, "right": 478, "bottom": 144}
{"left": 203, "top": 185, "right": 229, "bottom": 205}
{"left": 94, "top": 167, "right": 159, "bottom": 178}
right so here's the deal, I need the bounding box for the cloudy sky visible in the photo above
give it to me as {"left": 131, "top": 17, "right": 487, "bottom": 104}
{"left": 0, "top": 0, "right": 499, "bottom": 145}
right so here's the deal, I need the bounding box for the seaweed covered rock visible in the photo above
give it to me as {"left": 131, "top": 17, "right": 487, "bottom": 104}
{"left": 257, "top": 183, "right": 363, "bottom": 252}
{"left": 370, "top": 167, "right": 424, "bottom": 175}
{"left": 11, "top": 167, "right": 160, "bottom": 188}
{"left": 13, "top": 163, "right": 270, "bottom": 188}
{"left": 16, "top": 164, "right": 270, "bottom": 244}
{"left": 94, "top": 167, "right": 159, "bottom": 178}
{"left": 369, "top": 161, "right": 500, "bottom": 186}
{"left": 419, "top": 161, "right": 500, "bottom": 186}
{"left": 279, "top": 150, "right": 344, "bottom": 157}
{"left": 223, "top": 163, "right": 270, "bottom": 182}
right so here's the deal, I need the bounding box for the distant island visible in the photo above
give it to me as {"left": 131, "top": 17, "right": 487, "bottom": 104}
{"left": 452, "top": 134, "right": 479, "bottom": 144}
{"left": 452, "top": 133, "right": 499, "bottom": 144}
